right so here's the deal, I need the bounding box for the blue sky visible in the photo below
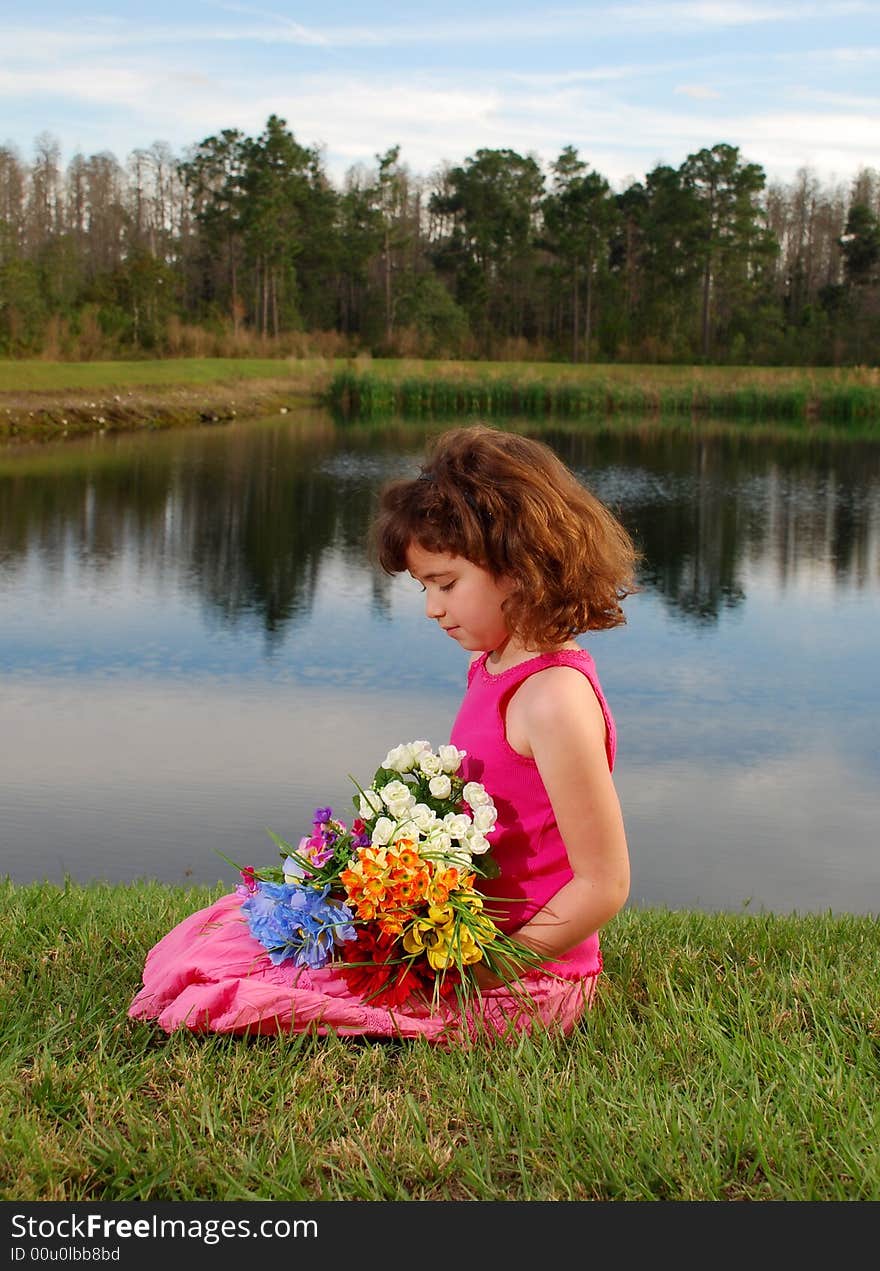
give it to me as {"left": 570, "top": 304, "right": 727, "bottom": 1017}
{"left": 4, "top": 1, "right": 879, "bottom": 190}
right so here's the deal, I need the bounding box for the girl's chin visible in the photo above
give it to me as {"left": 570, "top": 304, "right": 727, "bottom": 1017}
{"left": 457, "top": 634, "right": 494, "bottom": 652}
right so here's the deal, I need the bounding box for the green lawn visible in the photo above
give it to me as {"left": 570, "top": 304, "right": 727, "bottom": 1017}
{"left": 3, "top": 878, "right": 878, "bottom": 1201}
{"left": 0, "top": 357, "right": 337, "bottom": 393}
{"left": 2, "top": 356, "right": 877, "bottom": 396}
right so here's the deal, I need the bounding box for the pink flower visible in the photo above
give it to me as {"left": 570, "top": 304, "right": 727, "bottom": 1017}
{"left": 236, "top": 865, "right": 258, "bottom": 896}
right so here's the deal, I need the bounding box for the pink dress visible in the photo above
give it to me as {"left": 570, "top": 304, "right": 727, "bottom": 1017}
{"left": 128, "top": 647, "right": 616, "bottom": 1043}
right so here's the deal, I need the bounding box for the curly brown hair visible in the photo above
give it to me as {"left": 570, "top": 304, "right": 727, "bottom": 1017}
{"left": 372, "top": 424, "right": 640, "bottom": 649}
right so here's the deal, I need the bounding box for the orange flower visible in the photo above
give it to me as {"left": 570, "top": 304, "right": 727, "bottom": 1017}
{"left": 341, "top": 841, "right": 435, "bottom": 936}
{"left": 427, "top": 866, "right": 472, "bottom": 906}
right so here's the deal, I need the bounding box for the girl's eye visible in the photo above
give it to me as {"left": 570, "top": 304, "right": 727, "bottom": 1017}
{"left": 440, "top": 582, "right": 455, "bottom": 593}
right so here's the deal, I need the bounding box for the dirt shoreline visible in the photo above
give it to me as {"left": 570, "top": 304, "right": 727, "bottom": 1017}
{"left": 0, "top": 378, "right": 320, "bottom": 444}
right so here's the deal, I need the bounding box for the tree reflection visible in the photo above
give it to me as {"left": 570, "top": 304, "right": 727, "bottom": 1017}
{"left": 0, "top": 417, "right": 877, "bottom": 636}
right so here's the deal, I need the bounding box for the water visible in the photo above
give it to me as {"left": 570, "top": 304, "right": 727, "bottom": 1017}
{"left": 1, "top": 411, "right": 878, "bottom": 916}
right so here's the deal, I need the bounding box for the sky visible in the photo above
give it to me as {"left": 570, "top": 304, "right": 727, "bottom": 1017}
{"left": 3, "top": 1, "right": 879, "bottom": 193}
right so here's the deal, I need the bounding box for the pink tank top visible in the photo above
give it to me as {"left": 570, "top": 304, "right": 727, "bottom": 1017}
{"left": 449, "top": 647, "right": 616, "bottom": 979}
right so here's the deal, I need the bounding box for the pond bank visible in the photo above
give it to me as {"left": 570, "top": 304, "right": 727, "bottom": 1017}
{"left": 0, "top": 377, "right": 320, "bottom": 444}
{"left": 2, "top": 356, "right": 878, "bottom": 443}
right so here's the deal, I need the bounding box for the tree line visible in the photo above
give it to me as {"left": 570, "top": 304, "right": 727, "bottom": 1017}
{"left": 1, "top": 116, "right": 878, "bottom": 365}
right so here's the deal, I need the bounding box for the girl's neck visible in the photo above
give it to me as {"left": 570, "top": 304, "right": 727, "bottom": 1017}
{"left": 484, "top": 635, "right": 581, "bottom": 674}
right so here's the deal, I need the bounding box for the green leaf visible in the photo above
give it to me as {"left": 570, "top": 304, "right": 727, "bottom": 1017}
{"left": 266, "top": 827, "right": 293, "bottom": 857}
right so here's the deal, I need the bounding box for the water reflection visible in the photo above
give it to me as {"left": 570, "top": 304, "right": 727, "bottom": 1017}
{"left": 1, "top": 412, "right": 878, "bottom": 910}
{"left": 1, "top": 417, "right": 877, "bottom": 639}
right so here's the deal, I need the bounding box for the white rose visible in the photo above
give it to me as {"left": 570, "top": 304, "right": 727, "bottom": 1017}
{"left": 442, "top": 812, "right": 472, "bottom": 841}
{"left": 382, "top": 743, "right": 415, "bottom": 773}
{"left": 410, "top": 739, "right": 432, "bottom": 755}
{"left": 389, "top": 796, "right": 417, "bottom": 822}
{"left": 472, "top": 805, "right": 498, "bottom": 833}
{"left": 465, "top": 829, "right": 492, "bottom": 855}
{"left": 425, "top": 829, "right": 453, "bottom": 857}
{"left": 409, "top": 803, "right": 440, "bottom": 832}
{"left": 462, "top": 781, "right": 491, "bottom": 807}
{"left": 380, "top": 779, "right": 413, "bottom": 809}
{"left": 358, "top": 789, "right": 384, "bottom": 820}
{"left": 428, "top": 773, "right": 452, "bottom": 799}
{"left": 438, "top": 744, "right": 466, "bottom": 773}
{"left": 391, "top": 821, "right": 420, "bottom": 845}
{"left": 417, "top": 751, "right": 443, "bottom": 777}
{"left": 388, "top": 803, "right": 415, "bottom": 825}
{"left": 371, "top": 816, "right": 395, "bottom": 846}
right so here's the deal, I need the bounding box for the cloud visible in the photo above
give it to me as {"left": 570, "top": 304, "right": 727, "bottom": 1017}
{"left": 0, "top": 67, "right": 156, "bottom": 108}
{"left": 615, "top": 1, "right": 875, "bottom": 28}
{"left": 204, "top": 2, "right": 330, "bottom": 43}
{"left": 10, "top": 2, "right": 876, "bottom": 63}
{"left": 675, "top": 84, "right": 722, "bottom": 99}
{"left": 3, "top": 4, "right": 876, "bottom": 187}
{"left": 2, "top": 58, "right": 874, "bottom": 188}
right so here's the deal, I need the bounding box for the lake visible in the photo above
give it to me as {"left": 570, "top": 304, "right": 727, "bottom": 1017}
{"left": 1, "top": 410, "right": 878, "bottom": 916}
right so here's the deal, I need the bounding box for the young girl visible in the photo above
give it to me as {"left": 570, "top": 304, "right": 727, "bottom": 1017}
{"left": 129, "top": 424, "right": 637, "bottom": 1043}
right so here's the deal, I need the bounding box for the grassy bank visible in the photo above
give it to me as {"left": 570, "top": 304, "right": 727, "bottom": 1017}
{"left": 2, "top": 358, "right": 878, "bottom": 444}
{"left": 0, "top": 358, "right": 338, "bottom": 444}
{"left": 329, "top": 365, "right": 880, "bottom": 425}
{"left": 2, "top": 878, "right": 878, "bottom": 1201}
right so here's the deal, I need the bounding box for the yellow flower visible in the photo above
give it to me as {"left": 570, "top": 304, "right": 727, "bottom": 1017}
{"left": 402, "top": 916, "right": 446, "bottom": 955}
{"left": 426, "top": 938, "right": 456, "bottom": 971}
{"left": 402, "top": 887, "right": 501, "bottom": 972}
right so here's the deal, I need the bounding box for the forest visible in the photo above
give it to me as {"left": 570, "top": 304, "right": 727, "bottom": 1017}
{"left": 1, "top": 114, "right": 878, "bottom": 366}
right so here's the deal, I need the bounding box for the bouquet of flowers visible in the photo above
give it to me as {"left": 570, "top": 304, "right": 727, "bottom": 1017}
{"left": 228, "top": 739, "right": 544, "bottom": 1008}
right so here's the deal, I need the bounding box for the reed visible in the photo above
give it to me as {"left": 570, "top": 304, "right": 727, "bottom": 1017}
{"left": 2, "top": 878, "right": 878, "bottom": 1201}
{"left": 327, "top": 370, "right": 879, "bottom": 426}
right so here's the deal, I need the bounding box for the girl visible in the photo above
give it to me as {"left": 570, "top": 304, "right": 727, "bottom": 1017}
{"left": 129, "top": 424, "right": 637, "bottom": 1043}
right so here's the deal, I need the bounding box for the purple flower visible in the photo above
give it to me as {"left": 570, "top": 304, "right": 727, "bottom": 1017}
{"left": 351, "top": 817, "right": 371, "bottom": 848}
{"left": 313, "top": 807, "right": 333, "bottom": 825}
{"left": 242, "top": 880, "right": 356, "bottom": 969}
{"left": 235, "top": 865, "right": 259, "bottom": 897}
{"left": 290, "top": 836, "right": 335, "bottom": 875}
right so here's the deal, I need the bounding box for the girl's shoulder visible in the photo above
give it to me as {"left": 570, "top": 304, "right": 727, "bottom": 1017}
{"left": 505, "top": 660, "right": 613, "bottom": 767}
{"left": 510, "top": 660, "right": 603, "bottom": 718}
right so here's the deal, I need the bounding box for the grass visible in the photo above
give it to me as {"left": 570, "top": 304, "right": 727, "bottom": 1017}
{"left": 0, "top": 359, "right": 336, "bottom": 442}
{"left": 0, "top": 355, "right": 874, "bottom": 444}
{"left": 0, "top": 357, "right": 338, "bottom": 393}
{"left": 328, "top": 365, "right": 880, "bottom": 425}
{"left": 1, "top": 357, "right": 878, "bottom": 441}
{"left": 1, "top": 354, "right": 875, "bottom": 395}
{"left": 2, "top": 878, "right": 878, "bottom": 1201}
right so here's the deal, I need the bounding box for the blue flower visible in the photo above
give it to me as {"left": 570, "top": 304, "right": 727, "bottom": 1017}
{"left": 242, "top": 881, "right": 356, "bottom": 969}
{"left": 282, "top": 853, "right": 305, "bottom": 879}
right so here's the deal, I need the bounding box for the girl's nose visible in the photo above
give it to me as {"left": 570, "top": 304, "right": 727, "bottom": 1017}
{"left": 425, "top": 590, "right": 445, "bottom": 620}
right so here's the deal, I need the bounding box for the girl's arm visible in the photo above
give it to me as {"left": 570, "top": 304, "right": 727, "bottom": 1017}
{"left": 475, "top": 666, "right": 631, "bottom": 987}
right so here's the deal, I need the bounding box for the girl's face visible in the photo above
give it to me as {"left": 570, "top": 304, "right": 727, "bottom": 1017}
{"left": 405, "top": 542, "right": 513, "bottom": 653}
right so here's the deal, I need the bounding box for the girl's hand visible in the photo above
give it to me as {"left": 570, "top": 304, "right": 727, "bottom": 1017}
{"left": 471, "top": 963, "right": 508, "bottom": 992}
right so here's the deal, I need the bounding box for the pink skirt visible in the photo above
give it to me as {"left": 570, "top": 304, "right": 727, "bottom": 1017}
{"left": 128, "top": 892, "right": 597, "bottom": 1045}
